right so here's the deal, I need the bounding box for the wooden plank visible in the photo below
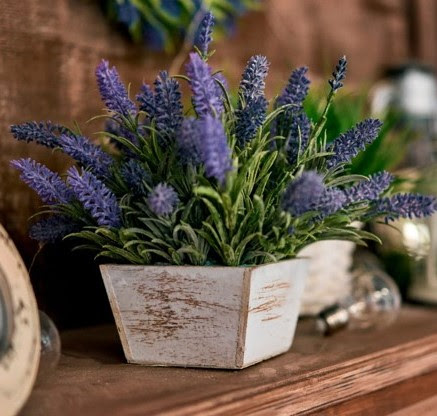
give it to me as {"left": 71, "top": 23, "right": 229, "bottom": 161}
{"left": 390, "top": 395, "right": 437, "bottom": 416}
{"left": 20, "top": 306, "right": 437, "bottom": 416}
{"left": 306, "top": 369, "right": 437, "bottom": 416}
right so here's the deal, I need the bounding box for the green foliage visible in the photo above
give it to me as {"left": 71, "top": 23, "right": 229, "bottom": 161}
{"left": 304, "top": 89, "right": 412, "bottom": 176}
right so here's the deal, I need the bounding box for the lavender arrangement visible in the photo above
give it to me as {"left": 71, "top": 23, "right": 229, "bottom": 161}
{"left": 10, "top": 13, "right": 437, "bottom": 266}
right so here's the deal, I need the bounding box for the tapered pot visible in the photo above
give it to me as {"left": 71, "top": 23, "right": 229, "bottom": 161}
{"left": 100, "top": 258, "right": 308, "bottom": 369}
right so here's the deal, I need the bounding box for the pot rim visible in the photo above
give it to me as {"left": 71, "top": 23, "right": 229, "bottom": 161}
{"left": 99, "top": 256, "right": 309, "bottom": 272}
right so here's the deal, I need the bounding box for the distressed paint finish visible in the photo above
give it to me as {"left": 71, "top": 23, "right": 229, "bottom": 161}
{"left": 0, "top": 225, "right": 40, "bottom": 416}
{"left": 100, "top": 259, "right": 308, "bottom": 369}
{"left": 244, "top": 260, "right": 307, "bottom": 366}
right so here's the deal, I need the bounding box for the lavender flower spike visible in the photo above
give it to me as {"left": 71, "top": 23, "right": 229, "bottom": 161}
{"left": 239, "top": 55, "right": 269, "bottom": 103}
{"left": 186, "top": 52, "right": 223, "bottom": 117}
{"left": 147, "top": 183, "right": 179, "bottom": 216}
{"left": 59, "top": 134, "right": 113, "bottom": 177}
{"left": 136, "top": 83, "right": 156, "bottom": 117}
{"left": 317, "top": 188, "right": 347, "bottom": 218}
{"left": 11, "top": 158, "right": 73, "bottom": 204}
{"left": 200, "top": 115, "right": 233, "bottom": 185}
{"left": 372, "top": 193, "right": 436, "bottom": 223}
{"left": 327, "top": 119, "right": 383, "bottom": 168}
{"left": 154, "top": 71, "right": 183, "bottom": 144}
{"left": 177, "top": 117, "right": 202, "bottom": 165}
{"left": 276, "top": 66, "right": 310, "bottom": 111}
{"left": 286, "top": 113, "right": 312, "bottom": 165}
{"left": 67, "top": 167, "right": 121, "bottom": 227}
{"left": 96, "top": 60, "right": 136, "bottom": 117}
{"left": 10, "top": 121, "right": 66, "bottom": 148}
{"left": 329, "top": 55, "right": 347, "bottom": 92}
{"left": 121, "top": 159, "right": 149, "bottom": 195}
{"left": 235, "top": 96, "right": 268, "bottom": 145}
{"left": 195, "top": 11, "right": 214, "bottom": 56}
{"left": 344, "top": 171, "right": 394, "bottom": 204}
{"left": 29, "top": 216, "right": 76, "bottom": 243}
{"left": 281, "top": 171, "right": 325, "bottom": 216}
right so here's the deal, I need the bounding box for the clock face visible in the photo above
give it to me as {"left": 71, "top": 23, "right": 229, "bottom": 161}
{"left": 0, "top": 226, "right": 40, "bottom": 416}
{"left": 0, "top": 266, "right": 14, "bottom": 358}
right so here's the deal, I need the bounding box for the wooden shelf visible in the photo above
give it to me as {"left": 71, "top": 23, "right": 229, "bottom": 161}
{"left": 21, "top": 306, "right": 437, "bottom": 416}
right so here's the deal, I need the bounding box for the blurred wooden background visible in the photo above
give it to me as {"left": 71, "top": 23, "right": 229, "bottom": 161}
{"left": 1, "top": 0, "right": 436, "bottom": 328}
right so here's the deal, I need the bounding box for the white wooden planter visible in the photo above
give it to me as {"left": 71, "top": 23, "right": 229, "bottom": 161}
{"left": 100, "top": 259, "right": 308, "bottom": 369}
{"left": 299, "top": 240, "right": 355, "bottom": 316}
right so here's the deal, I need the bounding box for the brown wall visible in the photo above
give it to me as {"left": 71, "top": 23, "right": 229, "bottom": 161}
{"left": 1, "top": 0, "right": 436, "bottom": 327}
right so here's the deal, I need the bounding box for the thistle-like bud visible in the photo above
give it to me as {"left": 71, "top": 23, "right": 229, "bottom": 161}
{"left": 147, "top": 183, "right": 179, "bottom": 216}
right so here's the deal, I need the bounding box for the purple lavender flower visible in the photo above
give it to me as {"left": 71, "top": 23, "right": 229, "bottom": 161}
{"left": 29, "top": 216, "right": 77, "bottom": 243}
{"left": 329, "top": 56, "right": 347, "bottom": 92}
{"left": 239, "top": 55, "right": 269, "bottom": 103}
{"left": 136, "top": 83, "right": 156, "bottom": 117}
{"left": 121, "top": 159, "right": 149, "bottom": 194}
{"left": 344, "top": 171, "right": 394, "bottom": 204}
{"left": 67, "top": 167, "right": 121, "bottom": 227}
{"left": 200, "top": 115, "right": 233, "bottom": 185}
{"left": 177, "top": 117, "right": 202, "bottom": 165}
{"left": 11, "top": 158, "right": 73, "bottom": 204}
{"left": 59, "top": 134, "right": 113, "bottom": 177}
{"left": 371, "top": 193, "right": 436, "bottom": 223}
{"left": 96, "top": 60, "right": 136, "bottom": 117}
{"left": 317, "top": 188, "right": 347, "bottom": 217}
{"left": 147, "top": 183, "right": 179, "bottom": 216}
{"left": 276, "top": 66, "right": 310, "bottom": 111}
{"left": 195, "top": 11, "right": 214, "bottom": 56}
{"left": 10, "top": 121, "right": 67, "bottom": 148}
{"left": 286, "top": 113, "right": 311, "bottom": 164}
{"left": 186, "top": 52, "right": 223, "bottom": 117}
{"left": 274, "top": 66, "right": 310, "bottom": 137}
{"left": 281, "top": 171, "right": 325, "bottom": 216}
{"left": 154, "top": 71, "right": 183, "bottom": 144}
{"left": 327, "top": 119, "right": 383, "bottom": 168}
{"left": 235, "top": 96, "right": 268, "bottom": 145}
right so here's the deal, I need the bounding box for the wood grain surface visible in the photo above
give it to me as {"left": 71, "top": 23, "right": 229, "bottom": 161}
{"left": 20, "top": 306, "right": 437, "bottom": 416}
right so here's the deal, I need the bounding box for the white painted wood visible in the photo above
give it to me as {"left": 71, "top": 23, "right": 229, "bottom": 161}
{"left": 299, "top": 240, "right": 355, "bottom": 316}
{"left": 0, "top": 225, "right": 40, "bottom": 416}
{"left": 100, "top": 259, "right": 308, "bottom": 369}
{"left": 243, "top": 259, "right": 307, "bottom": 367}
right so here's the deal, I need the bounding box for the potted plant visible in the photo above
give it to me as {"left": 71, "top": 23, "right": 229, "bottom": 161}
{"left": 10, "top": 13, "right": 436, "bottom": 369}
